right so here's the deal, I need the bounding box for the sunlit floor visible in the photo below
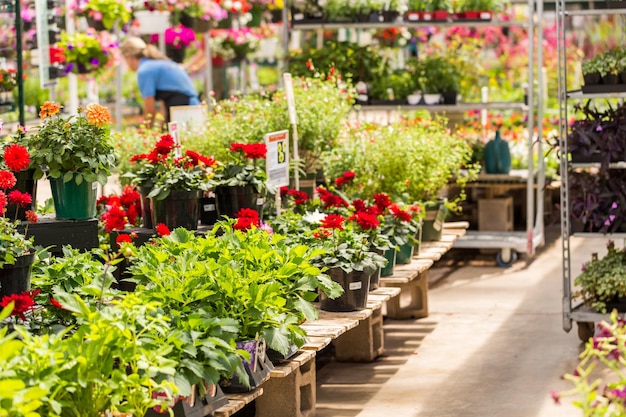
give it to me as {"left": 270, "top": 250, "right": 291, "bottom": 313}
{"left": 315, "top": 225, "right": 602, "bottom": 417}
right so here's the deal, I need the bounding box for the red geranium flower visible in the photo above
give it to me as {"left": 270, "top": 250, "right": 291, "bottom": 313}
{"left": 25, "top": 210, "right": 38, "bottom": 223}
{"left": 7, "top": 190, "right": 32, "bottom": 208}
{"left": 317, "top": 187, "right": 348, "bottom": 209}
{"left": 390, "top": 204, "right": 412, "bottom": 222}
{"left": 0, "top": 170, "right": 16, "bottom": 190}
{"left": 349, "top": 211, "right": 380, "bottom": 230}
{"left": 50, "top": 297, "right": 64, "bottom": 309}
{"left": 185, "top": 150, "right": 217, "bottom": 167}
{"left": 116, "top": 234, "right": 133, "bottom": 244}
{"left": 352, "top": 199, "right": 368, "bottom": 213}
{"left": 287, "top": 189, "right": 309, "bottom": 205}
{"left": 155, "top": 134, "right": 175, "bottom": 155}
{"left": 313, "top": 229, "right": 332, "bottom": 239}
{"left": 230, "top": 142, "right": 267, "bottom": 159}
{"left": 3, "top": 144, "right": 30, "bottom": 172}
{"left": 0, "top": 290, "right": 39, "bottom": 320}
{"left": 0, "top": 190, "right": 6, "bottom": 214}
{"left": 101, "top": 203, "right": 127, "bottom": 233}
{"left": 119, "top": 186, "right": 141, "bottom": 208}
{"left": 373, "top": 193, "right": 392, "bottom": 212}
{"left": 234, "top": 216, "right": 258, "bottom": 230}
{"left": 156, "top": 223, "right": 170, "bottom": 236}
{"left": 320, "top": 213, "right": 345, "bottom": 230}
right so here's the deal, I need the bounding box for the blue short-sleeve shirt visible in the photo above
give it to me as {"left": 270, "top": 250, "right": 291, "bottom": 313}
{"left": 137, "top": 58, "right": 200, "bottom": 105}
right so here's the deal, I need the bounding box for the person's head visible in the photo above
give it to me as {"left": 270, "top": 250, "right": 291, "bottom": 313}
{"left": 120, "top": 36, "right": 168, "bottom": 71}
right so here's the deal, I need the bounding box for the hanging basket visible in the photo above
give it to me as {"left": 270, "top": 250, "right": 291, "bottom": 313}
{"left": 133, "top": 10, "right": 171, "bottom": 35}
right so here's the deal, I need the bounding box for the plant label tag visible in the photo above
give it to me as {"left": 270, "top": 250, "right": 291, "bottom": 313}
{"left": 433, "top": 205, "right": 446, "bottom": 231}
{"left": 203, "top": 204, "right": 215, "bottom": 212}
{"left": 92, "top": 182, "right": 98, "bottom": 190}
{"left": 349, "top": 282, "right": 362, "bottom": 290}
{"left": 256, "top": 198, "right": 265, "bottom": 206}
{"left": 283, "top": 73, "right": 298, "bottom": 124}
{"left": 264, "top": 130, "right": 290, "bottom": 188}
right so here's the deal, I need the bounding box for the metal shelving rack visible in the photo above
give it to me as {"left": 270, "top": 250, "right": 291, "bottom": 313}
{"left": 557, "top": 1, "right": 626, "bottom": 340}
{"left": 287, "top": 2, "right": 546, "bottom": 267}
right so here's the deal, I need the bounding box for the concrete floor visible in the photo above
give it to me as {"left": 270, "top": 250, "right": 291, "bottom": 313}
{"left": 314, "top": 226, "right": 610, "bottom": 417}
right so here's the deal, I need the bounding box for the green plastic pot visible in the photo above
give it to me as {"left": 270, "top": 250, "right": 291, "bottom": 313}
{"left": 49, "top": 175, "right": 98, "bottom": 220}
{"left": 381, "top": 248, "right": 396, "bottom": 277}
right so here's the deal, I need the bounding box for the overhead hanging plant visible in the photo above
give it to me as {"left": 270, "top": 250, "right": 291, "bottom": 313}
{"left": 74, "top": 0, "right": 133, "bottom": 30}
{"left": 56, "top": 29, "right": 118, "bottom": 75}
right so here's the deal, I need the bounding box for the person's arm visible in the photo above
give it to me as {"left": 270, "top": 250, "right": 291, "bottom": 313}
{"left": 184, "top": 48, "right": 206, "bottom": 74}
{"left": 143, "top": 96, "right": 157, "bottom": 127}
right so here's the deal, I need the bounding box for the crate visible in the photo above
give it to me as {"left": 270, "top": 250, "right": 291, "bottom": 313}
{"left": 478, "top": 196, "right": 514, "bottom": 231}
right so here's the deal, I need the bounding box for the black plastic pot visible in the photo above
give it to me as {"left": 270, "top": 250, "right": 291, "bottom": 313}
{"left": 0, "top": 252, "right": 35, "bottom": 298}
{"left": 320, "top": 268, "right": 370, "bottom": 311}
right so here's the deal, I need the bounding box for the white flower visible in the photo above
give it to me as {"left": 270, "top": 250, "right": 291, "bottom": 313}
{"left": 303, "top": 210, "right": 326, "bottom": 225}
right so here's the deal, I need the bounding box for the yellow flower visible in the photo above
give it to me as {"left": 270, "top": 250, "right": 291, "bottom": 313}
{"left": 39, "top": 101, "right": 63, "bottom": 120}
{"left": 85, "top": 103, "right": 112, "bottom": 127}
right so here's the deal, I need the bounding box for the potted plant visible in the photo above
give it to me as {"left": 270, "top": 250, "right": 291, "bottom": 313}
{"left": 25, "top": 101, "right": 118, "bottom": 220}
{"left": 75, "top": 0, "right": 133, "bottom": 30}
{"left": 573, "top": 241, "right": 626, "bottom": 314}
{"left": 581, "top": 55, "right": 602, "bottom": 86}
{"left": 210, "top": 142, "right": 271, "bottom": 220}
{"left": 209, "top": 28, "right": 263, "bottom": 62}
{"left": 162, "top": 24, "right": 197, "bottom": 63}
{"left": 177, "top": 0, "right": 229, "bottom": 32}
{"left": 125, "top": 133, "right": 217, "bottom": 230}
{"left": 419, "top": 55, "right": 462, "bottom": 104}
{"left": 454, "top": 0, "right": 502, "bottom": 20}
{"left": 56, "top": 29, "right": 118, "bottom": 75}
{"left": 426, "top": 0, "right": 452, "bottom": 20}
{"left": 405, "top": 0, "right": 428, "bottom": 20}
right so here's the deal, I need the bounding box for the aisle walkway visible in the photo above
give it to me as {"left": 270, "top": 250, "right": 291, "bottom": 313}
{"left": 315, "top": 227, "right": 604, "bottom": 417}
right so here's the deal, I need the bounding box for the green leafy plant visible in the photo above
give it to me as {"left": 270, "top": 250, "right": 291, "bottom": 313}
{"left": 26, "top": 101, "right": 118, "bottom": 186}
{"left": 573, "top": 241, "right": 626, "bottom": 313}
{"left": 0, "top": 217, "right": 34, "bottom": 269}
{"left": 369, "top": 70, "right": 416, "bottom": 100}
{"left": 418, "top": 55, "right": 462, "bottom": 94}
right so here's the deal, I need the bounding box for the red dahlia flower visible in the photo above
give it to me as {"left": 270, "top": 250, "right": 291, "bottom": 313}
{"left": 3, "top": 144, "right": 30, "bottom": 172}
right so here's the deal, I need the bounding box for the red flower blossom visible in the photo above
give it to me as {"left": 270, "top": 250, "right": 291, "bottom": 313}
{"left": 97, "top": 195, "right": 110, "bottom": 206}
{"left": 236, "top": 207, "right": 260, "bottom": 219}
{"left": 185, "top": 150, "right": 216, "bottom": 167}
{"left": 334, "top": 171, "right": 356, "bottom": 187}
{"left": 0, "top": 190, "right": 6, "bottom": 215}
{"left": 352, "top": 199, "right": 368, "bottom": 213}
{"left": 317, "top": 187, "right": 348, "bottom": 209}
{"left": 390, "top": 204, "right": 412, "bottom": 222}
{"left": 116, "top": 234, "right": 133, "bottom": 244}
{"left": 25, "top": 210, "right": 38, "bottom": 223}
{"left": 0, "top": 290, "right": 39, "bottom": 320}
{"left": 321, "top": 213, "right": 345, "bottom": 230}
{"left": 3, "top": 144, "right": 30, "bottom": 172}
{"left": 156, "top": 223, "right": 170, "bottom": 236}
{"left": 126, "top": 204, "right": 140, "bottom": 226}
{"left": 287, "top": 189, "right": 309, "bottom": 205}
{"left": 119, "top": 186, "right": 141, "bottom": 209}
{"left": 50, "top": 297, "right": 64, "bottom": 309}
{"left": 101, "top": 203, "right": 127, "bottom": 233}
{"left": 230, "top": 142, "right": 267, "bottom": 159}
{"left": 7, "top": 190, "right": 31, "bottom": 208}
{"left": 280, "top": 186, "right": 290, "bottom": 197}
{"left": 373, "top": 193, "right": 392, "bottom": 212}
{"left": 234, "top": 216, "right": 258, "bottom": 230}
{"left": 155, "top": 134, "right": 175, "bottom": 155}
{"left": 0, "top": 170, "right": 16, "bottom": 190}
{"left": 313, "top": 229, "right": 332, "bottom": 239}
{"left": 350, "top": 211, "right": 380, "bottom": 230}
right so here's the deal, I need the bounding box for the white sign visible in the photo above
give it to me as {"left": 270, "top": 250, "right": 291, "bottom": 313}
{"left": 170, "top": 105, "right": 207, "bottom": 133}
{"left": 168, "top": 121, "right": 181, "bottom": 157}
{"left": 264, "top": 130, "right": 290, "bottom": 188}
{"left": 282, "top": 73, "right": 297, "bottom": 125}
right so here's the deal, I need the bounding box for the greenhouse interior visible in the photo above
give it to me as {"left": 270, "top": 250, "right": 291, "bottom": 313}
{"left": 0, "top": 0, "right": 625, "bottom": 415}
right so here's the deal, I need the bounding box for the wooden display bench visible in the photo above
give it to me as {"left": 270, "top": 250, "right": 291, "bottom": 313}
{"left": 214, "top": 388, "right": 263, "bottom": 417}
{"left": 380, "top": 222, "right": 468, "bottom": 319}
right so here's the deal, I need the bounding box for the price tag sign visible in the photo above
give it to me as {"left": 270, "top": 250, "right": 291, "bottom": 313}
{"left": 283, "top": 73, "right": 297, "bottom": 125}
{"left": 168, "top": 121, "right": 181, "bottom": 157}
{"left": 264, "top": 130, "right": 290, "bottom": 188}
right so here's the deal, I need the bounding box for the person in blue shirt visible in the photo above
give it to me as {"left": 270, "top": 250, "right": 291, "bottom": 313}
{"left": 120, "top": 36, "right": 201, "bottom": 126}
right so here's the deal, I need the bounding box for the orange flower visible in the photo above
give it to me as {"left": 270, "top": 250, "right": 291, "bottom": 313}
{"left": 85, "top": 103, "right": 112, "bottom": 127}
{"left": 39, "top": 101, "right": 62, "bottom": 120}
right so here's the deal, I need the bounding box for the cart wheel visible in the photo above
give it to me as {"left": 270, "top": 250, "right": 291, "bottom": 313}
{"left": 496, "top": 249, "right": 518, "bottom": 268}
{"left": 577, "top": 321, "right": 595, "bottom": 342}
